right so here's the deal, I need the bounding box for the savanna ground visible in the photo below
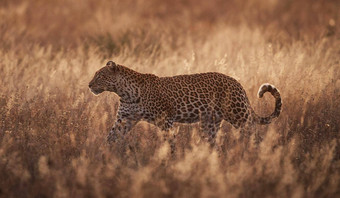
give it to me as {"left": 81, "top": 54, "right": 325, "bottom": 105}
{"left": 0, "top": 0, "right": 339, "bottom": 197}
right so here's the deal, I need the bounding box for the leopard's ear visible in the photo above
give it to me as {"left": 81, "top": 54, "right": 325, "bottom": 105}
{"left": 106, "top": 61, "right": 117, "bottom": 70}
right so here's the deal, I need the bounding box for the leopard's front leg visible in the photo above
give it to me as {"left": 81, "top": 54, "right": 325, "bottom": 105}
{"left": 107, "top": 119, "right": 135, "bottom": 142}
{"left": 107, "top": 103, "right": 139, "bottom": 143}
{"left": 158, "top": 117, "right": 177, "bottom": 155}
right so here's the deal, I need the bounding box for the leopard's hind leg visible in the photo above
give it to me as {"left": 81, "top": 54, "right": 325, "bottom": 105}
{"left": 199, "top": 111, "right": 222, "bottom": 147}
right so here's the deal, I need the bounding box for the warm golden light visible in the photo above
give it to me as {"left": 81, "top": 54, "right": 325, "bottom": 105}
{"left": 0, "top": 0, "right": 339, "bottom": 197}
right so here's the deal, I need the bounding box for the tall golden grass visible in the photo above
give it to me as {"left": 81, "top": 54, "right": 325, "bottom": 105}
{"left": 0, "top": 0, "right": 339, "bottom": 197}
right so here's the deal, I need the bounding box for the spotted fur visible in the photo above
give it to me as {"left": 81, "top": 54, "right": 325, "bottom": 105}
{"left": 89, "top": 61, "right": 282, "bottom": 145}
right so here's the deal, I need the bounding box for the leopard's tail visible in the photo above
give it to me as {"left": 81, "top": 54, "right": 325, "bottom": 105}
{"left": 252, "top": 83, "right": 282, "bottom": 125}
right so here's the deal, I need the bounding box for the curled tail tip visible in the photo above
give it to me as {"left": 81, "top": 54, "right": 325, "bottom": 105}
{"left": 254, "top": 83, "right": 282, "bottom": 125}
{"left": 257, "top": 83, "right": 277, "bottom": 98}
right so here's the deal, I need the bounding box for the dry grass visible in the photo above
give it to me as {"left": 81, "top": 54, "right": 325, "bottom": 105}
{"left": 0, "top": 0, "right": 339, "bottom": 197}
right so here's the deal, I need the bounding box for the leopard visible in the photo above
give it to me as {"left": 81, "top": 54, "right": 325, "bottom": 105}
{"left": 89, "top": 61, "right": 282, "bottom": 147}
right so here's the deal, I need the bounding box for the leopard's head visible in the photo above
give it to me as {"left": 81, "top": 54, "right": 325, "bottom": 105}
{"left": 89, "top": 61, "right": 120, "bottom": 95}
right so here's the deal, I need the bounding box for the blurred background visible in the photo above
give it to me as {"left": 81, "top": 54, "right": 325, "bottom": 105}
{"left": 0, "top": 0, "right": 339, "bottom": 197}
{"left": 1, "top": 0, "right": 338, "bottom": 52}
